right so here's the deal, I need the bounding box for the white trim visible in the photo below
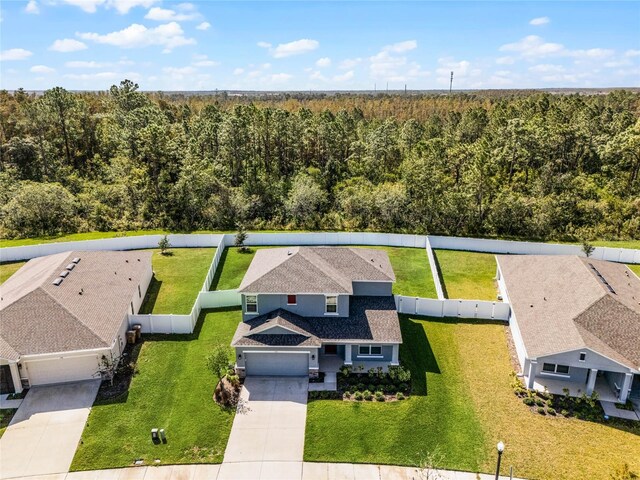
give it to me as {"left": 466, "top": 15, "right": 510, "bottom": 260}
{"left": 325, "top": 294, "right": 338, "bottom": 314}
{"left": 579, "top": 352, "right": 587, "bottom": 362}
{"left": 245, "top": 294, "right": 258, "bottom": 315}
{"left": 357, "top": 355, "right": 384, "bottom": 359}
{"left": 539, "top": 372, "right": 571, "bottom": 379}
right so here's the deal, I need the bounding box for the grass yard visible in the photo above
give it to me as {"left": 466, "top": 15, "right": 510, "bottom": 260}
{"left": 628, "top": 264, "right": 640, "bottom": 277}
{"left": 211, "top": 246, "right": 437, "bottom": 298}
{"left": 0, "top": 261, "right": 26, "bottom": 284}
{"left": 139, "top": 248, "right": 215, "bottom": 314}
{"left": 71, "top": 308, "right": 240, "bottom": 471}
{"left": 432, "top": 249, "right": 498, "bottom": 300}
{"left": 0, "top": 409, "right": 17, "bottom": 438}
{"left": 304, "top": 316, "right": 640, "bottom": 480}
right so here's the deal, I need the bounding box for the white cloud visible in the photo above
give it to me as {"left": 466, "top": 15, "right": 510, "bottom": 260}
{"left": 145, "top": 6, "right": 199, "bottom": 21}
{"left": 233, "top": 68, "right": 244, "bottom": 75}
{"left": 30, "top": 65, "right": 55, "bottom": 73}
{"left": 496, "top": 56, "right": 515, "bottom": 65}
{"left": 540, "top": 72, "right": 591, "bottom": 83}
{"left": 382, "top": 40, "right": 417, "bottom": 53}
{"left": 78, "top": 22, "right": 196, "bottom": 53}
{"left": 339, "top": 57, "right": 361, "bottom": 69}
{"left": 500, "top": 35, "right": 563, "bottom": 58}
{"left": 64, "top": 71, "right": 127, "bottom": 80}
{"left": 269, "top": 73, "right": 292, "bottom": 82}
{"left": 309, "top": 70, "right": 326, "bottom": 81}
{"left": 603, "top": 59, "right": 632, "bottom": 68}
{"left": 61, "top": 0, "right": 105, "bottom": 13}
{"left": 196, "top": 21, "right": 210, "bottom": 30}
{"left": 271, "top": 39, "right": 319, "bottom": 58}
{"left": 193, "top": 59, "right": 219, "bottom": 67}
{"left": 529, "top": 17, "right": 550, "bottom": 26}
{"left": 436, "top": 57, "right": 481, "bottom": 87}
{"left": 25, "top": 0, "right": 39, "bottom": 14}
{"left": 625, "top": 49, "right": 640, "bottom": 57}
{"left": 333, "top": 70, "right": 354, "bottom": 82}
{"left": 0, "top": 48, "right": 33, "bottom": 61}
{"left": 316, "top": 57, "right": 331, "bottom": 68}
{"left": 528, "top": 63, "right": 565, "bottom": 73}
{"left": 570, "top": 48, "right": 614, "bottom": 59}
{"left": 257, "top": 41, "right": 272, "bottom": 48}
{"left": 65, "top": 60, "right": 104, "bottom": 68}
{"left": 164, "top": 66, "right": 197, "bottom": 75}
{"left": 49, "top": 38, "right": 88, "bottom": 52}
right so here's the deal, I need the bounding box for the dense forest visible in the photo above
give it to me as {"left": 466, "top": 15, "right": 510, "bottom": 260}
{"left": 1, "top": 81, "right": 639, "bottom": 241}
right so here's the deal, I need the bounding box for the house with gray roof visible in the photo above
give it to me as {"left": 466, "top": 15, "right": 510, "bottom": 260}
{"left": 231, "top": 247, "right": 402, "bottom": 377}
{"left": 496, "top": 255, "right": 640, "bottom": 405}
{"left": 0, "top": 250, "right": 152, "bottom": 394}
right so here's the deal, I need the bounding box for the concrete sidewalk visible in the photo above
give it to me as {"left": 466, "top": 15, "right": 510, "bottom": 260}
{"left": 0, "top": 462, "right": 524, "bottom": 480}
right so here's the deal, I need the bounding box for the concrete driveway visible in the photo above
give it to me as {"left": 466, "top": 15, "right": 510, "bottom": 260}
{"left": 221, "top": 376, "right": 308, "bottom": 479}
{"left": 0, "top": 380, "right": 100, "bottom": 480}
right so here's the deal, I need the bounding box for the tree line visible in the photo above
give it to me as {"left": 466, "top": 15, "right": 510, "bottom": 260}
{"left": 1, "top": 81, "right": 638, "bottom": 241}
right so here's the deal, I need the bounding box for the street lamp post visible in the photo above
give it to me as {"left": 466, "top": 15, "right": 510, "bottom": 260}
{"left": 495, "top": 441, "right": 505, "bottom": 480}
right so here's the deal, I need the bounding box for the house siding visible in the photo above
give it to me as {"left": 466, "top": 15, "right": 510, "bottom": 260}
{"left": 537, "top": 349, "right": 634, "bottom": 375}
{"left": 242, "top": 293, "right": 349, "bottom": 321}
{"left": 352, "top": 281, "right": 393, "bottom": 296}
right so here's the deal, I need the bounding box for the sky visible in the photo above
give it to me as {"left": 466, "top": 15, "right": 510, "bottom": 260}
{"left": 1, "top": 0, "right": 639, "bottom": 91}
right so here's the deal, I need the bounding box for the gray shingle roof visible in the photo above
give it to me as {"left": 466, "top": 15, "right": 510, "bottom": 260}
{"left": 238, "top": 247, "right": 395, "bottom": 294}
{"left": 497, "top": 255, "right": 640, "bottom": 370}
{"left": 232, "top": 296, "right": 402, "bottom": 347}
{"left": 1, "top": 250, "right": 152, "bottom": 360}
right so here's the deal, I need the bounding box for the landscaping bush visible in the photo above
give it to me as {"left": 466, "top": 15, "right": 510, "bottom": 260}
{"left": 535, "top": 398, "right": 545, "bottom": 407}
{"left": 354, "top": 391, "right": 363, "bottom": 401}
{"left": 523, "top": 397, "right": 535, "bottom": 406}
{"left": 374, "top": 391, "right": 384, "bottom": 402}
{"left": 367, "top": 384, "right": 376, "bottom": 393}
{"left": 561, "top": 409, "right": 570, "bottom": 417}
{"left": 537, "top": 407, "right": 546, "bottom": 415}
{"left": 547, "top": 408, "right": 556, "bottom": 416}
{"left": 343, "top": 391, "right": 351, "bottom": 399}
{"left": 388, "top": 365, "right": 411, "bottom": 383}
{"left": 396, "top": 392, "right": 405, "bottom": 400}
{"left": 363, "top": 390, "right": 373, "bottom": 401}
{"left": 356, "top": 383, "right": 365, "bottom": 392}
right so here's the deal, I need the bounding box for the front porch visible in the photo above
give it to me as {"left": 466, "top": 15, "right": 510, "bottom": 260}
{"left": 529, "top": 375, "right": 619, "bottom": 402}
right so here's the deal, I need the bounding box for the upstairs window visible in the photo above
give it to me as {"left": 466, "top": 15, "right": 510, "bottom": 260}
{"left": 325, "top": 295, "right": 337, "bottom": 313}
{"left": 579, "top": 352, "right": 586, "bottom": 362}
{"left": 287, "top": 295, "right": 297, "bottom": 305}
{"left": 246, "top": 295, "right": 258, "bottom": 313}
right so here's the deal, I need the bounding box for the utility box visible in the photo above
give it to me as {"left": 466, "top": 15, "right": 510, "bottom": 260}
{"left": 126, "top": 330, "right": 137, "bottom": 344}
{"left": 151, "top": 428, "right": 159, "bottom": 441}
{"left": 133, "top": 324, "right": 142, "bottom": 341}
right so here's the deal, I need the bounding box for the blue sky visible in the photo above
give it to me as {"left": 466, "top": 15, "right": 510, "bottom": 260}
{"left": 1, "top": 1, "right": 639, "bottom": 91}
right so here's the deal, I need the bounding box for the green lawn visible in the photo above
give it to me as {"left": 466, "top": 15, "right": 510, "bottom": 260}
{"left": 304, "top": 316, "right": 640, "bottom": 479}
{"left": 0, "top": 261, "right": 26, "bottom": 284}
{"left": 71, "top": 308, "right": 240, "bottom": 471}
{"left": 432, "top": 250, "right": 498, "bottom": 300}
{"left": 140, "top": 248, "right": 215, "bottom": 314}
{"left": 0, "top": 409, "right": 17, "bottom": 439}
{"left": 211, "top": 246, "right": 437, "bottom": 298}
{"left": 628, "top": 264, "right": 640, "bottom": 277}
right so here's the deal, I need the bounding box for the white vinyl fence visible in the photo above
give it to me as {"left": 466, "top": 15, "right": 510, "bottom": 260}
{"left": 395, "top": 295, "right": 510, "bottom": 321}
{"left": 425, "top": 236, "right": 445, "bottom": 300}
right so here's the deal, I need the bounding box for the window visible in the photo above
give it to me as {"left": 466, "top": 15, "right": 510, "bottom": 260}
{"left": 358, "top": 345, "right": 383, "bottom": 356}
{"left": 325, "top": 295, "right": 337, "bottom": 313}
{"left": 579, "top": 352, "right": 586, "bottom": 362}
{"left": 542, "top": 363, "right": 570, "bottom": 375}
{"left": 245, "top": 295, "right": 258, "bottom": 313}
{"left": 287, "top": 295, "right": 297, "bottom": 305}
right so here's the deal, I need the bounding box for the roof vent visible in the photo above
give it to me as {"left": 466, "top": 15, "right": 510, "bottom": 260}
{"left": 52, "top": 278, "right": 63, "bottom": 286}
{"left": 287, "top": 250, "right": 292, "bottom": 256}
{"left": 66, "top": 263, "right": 75, "bottom": 271}
{"left": 60, "top": 270, "right": 70, "bottom": 278}
{"left": 72, "top": 257, "right": 80, "bottom": 264}
{"left": 588, "top": 263, "right": 616, "bottom": 294}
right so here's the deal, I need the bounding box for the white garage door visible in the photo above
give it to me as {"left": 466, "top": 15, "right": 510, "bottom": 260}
{"left": 26, "top": 356, "right": 100, "bottom": 386}
{"left": 245, "top": 352, "right": 309, "bottom": 377}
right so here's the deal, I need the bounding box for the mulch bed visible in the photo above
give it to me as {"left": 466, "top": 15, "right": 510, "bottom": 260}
{"left": 96, "top": 341, "right": 143, "bottom": 401}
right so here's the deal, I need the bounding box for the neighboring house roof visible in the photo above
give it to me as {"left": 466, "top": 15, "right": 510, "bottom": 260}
{"left": 0, "top": 250, "right": 152, "bottom": 360}
{"left": 232, "top": 296, "right": 402, "bottom": 347}
{"left": 238, "top": 247, "right": 395, "bottom": 294}
{"left": 497, "top": 255, "right": 640, "bottom": 370}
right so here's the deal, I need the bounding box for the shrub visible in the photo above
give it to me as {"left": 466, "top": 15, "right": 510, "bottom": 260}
{"left": 363, "top": 390, "right": 373, "bottom": 401}
{"left": 343, "top": 391, "right": 351, "bottom": 398}
{"left": 535, "top": 398, "right": 545, "bottom": 407}
{"left": 561, "top": 409, "right": 569, "bottom": 417}
{"left": 537, "top": 407, "right": 546, "bottom": 415}
{"left": 399, "top": 382, "right": 409, "bottom": 392}
{"left": 227, "top": 374, "right": 240, "bottom": 387}
{"left": 388, "top": 365, "right": 411, "bottom": 383}
{"left": 523, "top": 397, "right": 535, "bottom": 406}
{"left": 376, "top": 384, "right": 384, "bottom": 393}
{"left": 354, "top": 391, "right": 363, "bottom": 401}
{"left": 367, "top": 384, "right": 376, "bottom": 393}
{"left": 396, "top": 392, "right": 405, "bottom": 400}
{"left": 356, "top": 383, "right": 365, "bottom": 392}
{"left": 547, "top": 408, "right": 556, "bottom": 416}
{"left": 374, "top": 391, "right": 384, "bottom": 399}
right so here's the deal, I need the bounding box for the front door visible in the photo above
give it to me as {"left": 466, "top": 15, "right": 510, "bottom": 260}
{"left": 324, "top": 345, "right": 337, "bottom": 355}
{"left": 0, "top": 365, "right": 15, "bottom": 394}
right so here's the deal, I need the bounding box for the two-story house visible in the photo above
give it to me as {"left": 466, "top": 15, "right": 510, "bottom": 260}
{"left": 231, "top": 246, "right": 402, "bottom": 377}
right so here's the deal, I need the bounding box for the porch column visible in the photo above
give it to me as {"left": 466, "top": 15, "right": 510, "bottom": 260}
{"left": 10, "top": 362, "right": 22, "bottom": 394}
{"left": 586, "top": 368, "right": 598, "bottom": 396}
{"left": 345, "top": 344, "right": 352, "bottom": 365}
{"left": 619, "top": 373, "right": 633, "bottom": 403}
{"left": 526, "top": 360, "right": 537, "bottom": 389}
{"left": 391, "top": 344, "right": 399, "bottom": 366}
